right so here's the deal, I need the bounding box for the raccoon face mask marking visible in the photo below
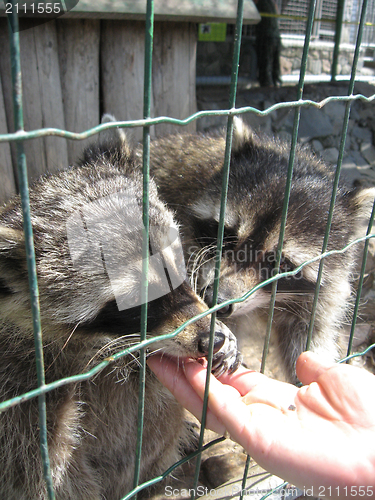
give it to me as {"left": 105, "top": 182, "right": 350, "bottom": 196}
{"left": 0, "top": 130, "right": 241, "bottom": 499}
{"left": 145, "top": 117, "right": 375, "bottom": 381}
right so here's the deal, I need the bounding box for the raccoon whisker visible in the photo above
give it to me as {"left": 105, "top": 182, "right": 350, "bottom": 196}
{"left": 189, "top": 244, "right": 216, "bottom": 269}
{"left": 274, "top": 301, "right": 313, "bottom": 319}
{"left": 115, "top": 352, "right": 142, "bottom": 377}
{"left": 274, "top": 297, "right": 311, "bottom": 312}
{"left": 190, "top": 250, "right": 215, "bottom": 292}
{"left": 189, "top": 245, "right": 216, "bottom": 284}
{"left": 85, "top": 334, "right": 153, "bottom": 369}
{"left": 81, "top": 429, "right": 98, "bottom": 440}
{"left": 145, "top": 346, "right": 164, "bottom": 358}
{"left": 193, "top": 236, "right": 217, "bottom": 244}
{"left": 273, "top": 304, "right": 299, "bottom": 316}
{"left": 293, "top": 202, "right": 311, "bottom": 226}
{"left": 45, "top": 323, "right": 80, "bottom": 373}
{"left": 90, "top": 344, "right": 145, "bottom": 382}
{"left": 200, "top": 281, "right": 212, "bottom": 302}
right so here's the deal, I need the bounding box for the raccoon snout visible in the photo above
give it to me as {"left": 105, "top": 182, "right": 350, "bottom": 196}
{"left": 197, "top": 331, "right": 225, "bottom": 356}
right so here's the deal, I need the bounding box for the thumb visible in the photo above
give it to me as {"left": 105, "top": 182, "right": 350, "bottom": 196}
{"left": 296, "top": 351, "right": 335, "bottom": 385}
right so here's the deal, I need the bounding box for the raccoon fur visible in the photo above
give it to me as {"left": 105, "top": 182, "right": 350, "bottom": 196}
{"left": 140, "top": 117, "right": 375, "bottom": 381}
{"left": 0, "top": 133, "right": 240, "bottom": 499}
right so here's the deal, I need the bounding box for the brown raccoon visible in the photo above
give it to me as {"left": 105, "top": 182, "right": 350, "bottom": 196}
{"left": 141, "top": 117, "right": 375, "bottom": 381}
{"left": 0, "top": 134, "right": 240, "bottom": 499}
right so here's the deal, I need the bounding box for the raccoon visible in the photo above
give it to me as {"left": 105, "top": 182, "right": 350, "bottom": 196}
{"left": 0, "top": 133, "right": 240, "bottom": 499}
{"left": 141, "top": 117, "right": 375, "bottom": 381}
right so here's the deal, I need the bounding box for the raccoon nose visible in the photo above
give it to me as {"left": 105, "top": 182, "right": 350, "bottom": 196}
{"left": 197, "top": 332, "right": 225, "bottom": 356}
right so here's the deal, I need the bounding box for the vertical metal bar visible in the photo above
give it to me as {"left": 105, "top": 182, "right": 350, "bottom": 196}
{"left": 312, "top": 0, "right": 323, "bottom": 39}
{"left": 7, "top": 5, "right": 55, "bottom": 500}
{"left": 261, "top": 0, "right": 317, "bottom": 373}
{"left": 239, "top": 454, "right": 251, "bottom": 500}
{"left": 190, "top": 1, "right": 245, "bottom": 498}
{"left": 133, "top": 0, "right": 154, "bottom": 492}
{"left": 306, "top": 0, "right": 369, "bottom": 350}
{"left": 347, "top": 198, "right": 375, "bottom": 358}
{"left": 331, "top": 0, "right": 345, "bottom": 81}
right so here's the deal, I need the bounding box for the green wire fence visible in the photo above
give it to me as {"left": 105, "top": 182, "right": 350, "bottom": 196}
{"left": 1, "top": 0, "right": 375, "bottom": 499}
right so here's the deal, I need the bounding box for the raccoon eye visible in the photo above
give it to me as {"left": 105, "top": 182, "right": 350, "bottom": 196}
{"left": 263, "top": 253, "right": 295, "bottom": 273}
{"left": 261, "top": 253, "right": 295, "bottom": 281}
{"left": 222, "top": 226, "right": 238, "bottom": 250}
{"left": 0, "top": 278, "right": 12, "bottom": 295}
{"left": 195, "top": 219, "right": 219, "bottom": 243}
{"left": 261, "top": 253, "right": 315, "bottom": 293}
{"left": 279, "top": 257, "right": 295, "bottom": 274}
{"left": 193, "top": 218, "right": 237, "bottom": 250}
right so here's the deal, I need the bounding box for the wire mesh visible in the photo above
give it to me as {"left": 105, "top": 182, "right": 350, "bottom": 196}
{"left": 306, "top": 0, "right": 369, "bottom": 350}
{"left": 190, "top": 1, "right": 245, "bottom": 497}
{"left": 0, "top": 0, "right": 375, "bottom": 499}
{"left": 6, "top": 4, "right": 55, "bottom": 499}
{"left": 133, "top": 0, "right": 154, "bottom": 493}
{"left": 261, "top": 0, "right": 318, "bottom": 374}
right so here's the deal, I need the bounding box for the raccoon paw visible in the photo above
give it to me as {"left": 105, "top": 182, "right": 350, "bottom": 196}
{"left": 210, "top": 332, "right": 242, "bottom": 377}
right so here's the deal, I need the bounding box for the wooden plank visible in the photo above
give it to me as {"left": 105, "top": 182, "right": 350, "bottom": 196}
{"left": 0, "top": 19, "right": 68, "bottom": 182}
{"left": 0, "top": 19, "right": 17, "bottom": 190}
{"left": 33, "top": 20, "right": 69, "bottom": 174}
{"left": 1, "top": 19, "right": 48, "bottom": 181}
{"left": 0, "top": 72, "right": 16, "bottom": 204}
{"left": 153, "top": 22, "right": 197, "bottom": 137}
{"left": 101, "top": 20, "right": 153, "bottom": 142}
{"left": 56, "top": 19, "right": 100, "bottom": 165}
{"left": 18, "top": 21, "right": 48, "bottom": 179}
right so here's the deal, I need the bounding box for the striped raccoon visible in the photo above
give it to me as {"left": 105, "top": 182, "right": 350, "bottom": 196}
{"left": 0, "top": 133, "right": 240, "bottom": 499}
{"left": 142, "top": 117, "right": 375, "bottom": 382}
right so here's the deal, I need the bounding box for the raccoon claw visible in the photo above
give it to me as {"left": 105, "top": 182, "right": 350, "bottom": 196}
{"left": 210, "top": 331, "right": 242, "bottom": 377}
{"left": 211, "top": 350, "right": 242, "bottom": 377}
{"left": 229, "top": 352, "right": 243, "bottom": 374}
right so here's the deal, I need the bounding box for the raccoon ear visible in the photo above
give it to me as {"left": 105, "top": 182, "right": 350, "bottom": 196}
{"left": 346, "top": 187, "right": 375, "bottom": 223}
{"left": 0, "top": 226, "right": 25, "bottom": 254}
{"left": 232, "top": 116, "right": 254, "bottom": 152}
{"left": 99, "top": 113, "right": 128, "bottom": 148}
{"left": 349, "top": 187, "right": 375, "bottom": 213}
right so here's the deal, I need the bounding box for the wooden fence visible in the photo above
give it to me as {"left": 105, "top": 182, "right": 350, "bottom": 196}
{"left": 0, "top": 18, "right": 197, "bottom": 203}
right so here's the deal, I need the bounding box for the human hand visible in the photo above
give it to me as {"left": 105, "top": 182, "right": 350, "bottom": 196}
{"left": 147, "top": 352, "right": 375, "bottom": 497}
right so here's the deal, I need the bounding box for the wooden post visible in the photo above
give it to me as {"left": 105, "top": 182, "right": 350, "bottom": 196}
{"left": 0, "top": 71, "right": 16, "bottom": 203}
{"left": 57, "top": 19, "right": 100, "bottom": 165}
{"left": 101, "top": 20, "right": 152, "bottom": 142}
{"left": 32, "top": 21, "right": 68, "bottom": 173}
{"left": 153, "top": 22, "right": 197, "bottom": 137}
{"left": 101, "top": 20, "right": 197, "bottom": 141}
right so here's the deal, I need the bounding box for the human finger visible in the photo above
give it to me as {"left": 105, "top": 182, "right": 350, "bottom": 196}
{"left": 296, "top": 351, "right": 336, "bottom": 385}
{"left": 183, "top": 359, "right": 254, "bottom": 433}
{"left": 185, "top": 361, "right": 298, "bottom": 412}
{"left": 183, "top": 359, "right": 243, "bottom": 402}
{"left": 217, "top": 365, "right": 269, "bottom": 396}
{"left": 147, "top": 355, "right": 225, "bottom": 434}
